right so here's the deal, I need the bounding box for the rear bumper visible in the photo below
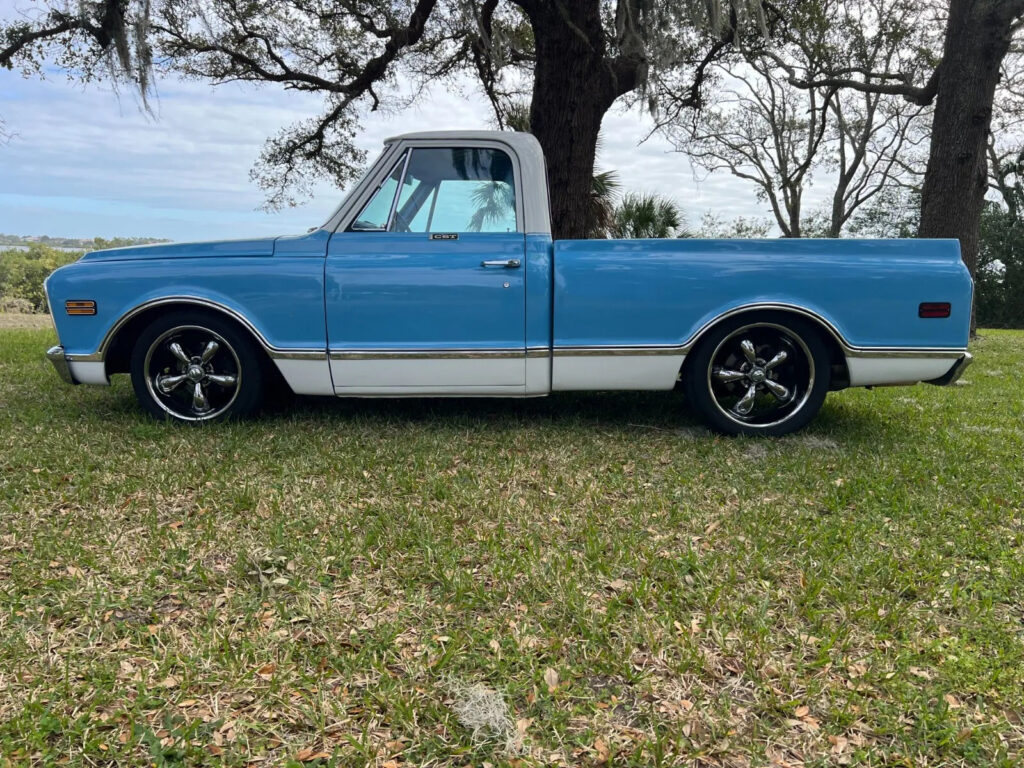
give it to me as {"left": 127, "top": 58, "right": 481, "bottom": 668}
{"left": 925, "top": 352, "right": 973, "bottom": 386}
{"left": 46, "top": 345, "right": 77, "bottom": 385}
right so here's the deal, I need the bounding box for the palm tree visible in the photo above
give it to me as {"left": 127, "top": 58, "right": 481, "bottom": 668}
{"left": 493, "top": 102, "right": 620, "bottom": 238}
{"left": 588, "top": 170, "right": 620, "bottom": 237}
{"left": 609, "top": 193, "right": 687, "bottom": 238}
{"left": 469, "top": 181, "right": 517, "bottom": 232}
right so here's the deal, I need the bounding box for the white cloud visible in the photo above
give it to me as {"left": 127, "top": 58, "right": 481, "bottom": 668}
{"left": 0, "top": 59, "right": 783, "bottom": 240}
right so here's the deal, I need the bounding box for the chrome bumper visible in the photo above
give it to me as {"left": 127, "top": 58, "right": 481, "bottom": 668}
{"left": 925, "top": 352, "right": 973, "bottom": 386}
{"left": 46, "top": 345, "right": 77, "bottom": 385}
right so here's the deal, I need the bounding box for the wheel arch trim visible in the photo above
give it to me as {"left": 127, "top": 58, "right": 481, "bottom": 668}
{"left": 69, "top": 295, "right": 326, "bottom": 366}
{"left": 685, "top": 302, "right": 967, "bottom": 360}
{"left": 553, "top": 302, "right": 967, "bottom": 360}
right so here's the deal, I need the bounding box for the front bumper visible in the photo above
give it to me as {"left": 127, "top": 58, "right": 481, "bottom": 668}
{"left": 46, "top": 345, "right": 77, "bottom": 385}
{"left": 925, "top": 352, "right": 973, "bottom": 386}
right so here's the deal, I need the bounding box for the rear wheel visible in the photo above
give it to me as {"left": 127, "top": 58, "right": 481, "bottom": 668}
{"left": 683, "top": 315, "right": 830, "bottom": 436}
{"left": 130, "top": 311, "right": 265, "bottom": 423}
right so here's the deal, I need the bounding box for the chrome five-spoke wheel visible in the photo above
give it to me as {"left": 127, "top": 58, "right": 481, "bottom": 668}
{"left": 684, "top": 315, "right": 830, "bottom": 436}
{"left": 145, "top": 326, "right": 241, "bottom": 421}
{"left": 130, "top": 311, "right": 266, "bottom": 423}
{"left": 708, "top": 323, "right": 813, "bottom": 427}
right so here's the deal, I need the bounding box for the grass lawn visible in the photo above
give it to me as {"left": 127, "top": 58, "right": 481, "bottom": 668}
{"left": 1, "top": 317, "right": 1022, "bottom": 767}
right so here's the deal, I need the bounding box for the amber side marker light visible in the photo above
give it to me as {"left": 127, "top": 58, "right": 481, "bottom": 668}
{"left": 65, "top": 300, "right": 97, "bottom": 316}
{"left": 919, "top": 302, "right": 951, "bottom": 319}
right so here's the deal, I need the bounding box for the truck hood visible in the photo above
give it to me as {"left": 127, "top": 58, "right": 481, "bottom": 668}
{"left": 78, "top": 237, "right": 278, "bottom": 262}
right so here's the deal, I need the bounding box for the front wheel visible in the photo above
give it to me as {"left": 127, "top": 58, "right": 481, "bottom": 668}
{"left": 130, "top": 311, "right": 266, "bottom": 423}
{"left": 683, "top": 315, "right": 831, "bottom": 436}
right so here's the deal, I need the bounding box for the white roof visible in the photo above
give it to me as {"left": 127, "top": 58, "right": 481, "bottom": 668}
{"left": 386, "top": 129, "right": 527, "bottom": 143}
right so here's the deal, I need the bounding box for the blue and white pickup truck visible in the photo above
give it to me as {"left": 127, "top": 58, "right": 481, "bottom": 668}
{"left": 44, "top": 130, "right": 973, "bottom": 435}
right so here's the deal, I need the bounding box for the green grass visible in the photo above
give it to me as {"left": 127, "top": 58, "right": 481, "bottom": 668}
{"left": 1, "top": 320, "right": 1023, "bottom": 767}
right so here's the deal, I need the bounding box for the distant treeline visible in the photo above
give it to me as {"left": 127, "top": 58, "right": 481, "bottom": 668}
{"left": 0, "top": 234, "right": 169, "bottom": 250}
{"left": 0, "top": 238, "right": 167, "bottom": 314}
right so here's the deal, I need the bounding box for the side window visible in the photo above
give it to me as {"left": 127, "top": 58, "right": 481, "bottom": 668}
{"left": 390, "top": 148, "right": 517, "bottom": 233}
{"left": 349, "top": 152, "right": 406, "bottom": 231}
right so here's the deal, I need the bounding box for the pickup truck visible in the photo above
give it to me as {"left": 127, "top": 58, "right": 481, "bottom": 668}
{"left": 44, "top": 130, "right": 973, "bottom": 435}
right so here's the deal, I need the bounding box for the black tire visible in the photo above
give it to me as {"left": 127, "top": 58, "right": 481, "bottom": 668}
{"left": 682, "top": 313, "right": 831, "bottom": 437}
{"left": 130, "top": 310, "right": 266, "bottom": 423}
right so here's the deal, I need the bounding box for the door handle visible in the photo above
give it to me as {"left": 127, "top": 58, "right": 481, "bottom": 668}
{"left": 480, "top": 259, "right": 521, "bottom": 268}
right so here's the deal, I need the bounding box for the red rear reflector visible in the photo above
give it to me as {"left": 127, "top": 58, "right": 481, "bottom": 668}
{"left": 919, "top": 302, "right": 951, "bottom": 319}
{"left": 65, "top": 300, "right": 97, "bottom": 316}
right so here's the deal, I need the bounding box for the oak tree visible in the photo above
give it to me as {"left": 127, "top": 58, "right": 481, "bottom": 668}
{"left": 780, "top": 0, "right": 1024, "bottom": 279}
{"left": 1, "top": 0, "right": 764, "bottom": 239}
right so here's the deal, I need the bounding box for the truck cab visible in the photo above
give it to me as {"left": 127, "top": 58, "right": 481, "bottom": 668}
{"left": 320, "top": 132, "right": 554, "bottom": 396}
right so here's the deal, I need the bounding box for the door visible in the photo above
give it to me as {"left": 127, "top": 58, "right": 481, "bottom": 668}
{"left": 326, "top": 145, "right": 527, "bottom": 394}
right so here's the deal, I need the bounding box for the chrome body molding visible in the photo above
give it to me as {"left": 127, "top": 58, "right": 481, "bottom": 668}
{"left": 925, "top": 352, "right": 973, "bottom": 386}
{"left": 330, "top": 347, "right": 530, "bottom": 360}
{"left": 51, "top": 297, "right": 967, "bottom": 396}
{"left": 46, "top": 346, "right": 76, "bottom": 385}
{"left": 83, "top": 296, "right": 326, "bottom": 363}
{"left": 550, "top": 302, "right": 968, "bottom": 361}
{"left": 269, "top": 349, "right": 329, "bottom": 361}
{"left": 553, "top": 345, "right": 685, "bottom": 357}
{"left": 552, "top": 343, "right": 966, "bottom": 360}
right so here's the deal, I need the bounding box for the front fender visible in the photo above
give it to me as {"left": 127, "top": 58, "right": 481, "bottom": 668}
{"left": 45, "top": 257, "right": 328, "bottom": 361}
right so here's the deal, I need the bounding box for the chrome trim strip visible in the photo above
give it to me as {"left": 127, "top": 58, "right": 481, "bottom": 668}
{"left": 330, "top": 348, "right": 529, "bottom": 360}
{"left": 554, "top": 346, "right": 684, "bottom": 357}
{"left": 690, "top": 302, "right": 967, "bottom": 358}
{"left": 842, "top": 348, "right": 965, "bottom": 359}
{"left": 551, "top": 302, "right": 968, "bottom": 360}
{"left": 270, "top": 350, "right": 329, "bottom": 361}
{"left": 84, "top": 296, "right": 327, "bottom": 364}
{"left": 64, "top": 351, "right": 105, "bottom": 363}
{"left": 925, "top": 352, "right": 973, "bottom": 386}
{"left": 46, "top": 345, "right": 77, "bottom": 385}
{"left": 78, "top": 298, "right": 966, "bottom": 370}
{"left": 552, "top": 345, "right": 964, "bottom": 360}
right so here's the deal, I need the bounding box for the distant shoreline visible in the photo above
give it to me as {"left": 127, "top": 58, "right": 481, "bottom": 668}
{"left": 1, "top": 244, "right": 84, "bottom": 253}
{"left": 0, "top": 235, "right": 171, "bottom": 251}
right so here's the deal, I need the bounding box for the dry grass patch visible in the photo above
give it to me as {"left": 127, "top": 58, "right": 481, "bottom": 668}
{"left": 0, "top": 312, "right": 53, "bottom": 330}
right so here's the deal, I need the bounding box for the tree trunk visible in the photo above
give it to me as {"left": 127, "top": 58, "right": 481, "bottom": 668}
{"left": 525, "top": 0, "right": 636, "bottom": 240}
{"left": 918, "top": 0, "right": 1017, "bottom": 283}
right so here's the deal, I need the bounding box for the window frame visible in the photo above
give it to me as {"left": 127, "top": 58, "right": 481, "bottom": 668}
{"left": 335, "top": 140, "right": 525, "bottom": 235}
{"left": 346, "top": 150, "right": 409, "bottom": 232}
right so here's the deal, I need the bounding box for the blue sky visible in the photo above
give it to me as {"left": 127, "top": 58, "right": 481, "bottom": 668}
{"left": 0, "top": 21, "right": 800, "bottom": 242}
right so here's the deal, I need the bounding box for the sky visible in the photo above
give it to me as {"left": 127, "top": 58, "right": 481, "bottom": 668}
{"left": 0, "top": 35, "right": 819, "bottom": 242}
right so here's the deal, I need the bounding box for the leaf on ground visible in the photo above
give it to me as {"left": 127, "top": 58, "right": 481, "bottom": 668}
{"left": 544, "top": 667, "right": 559, "bottom": 692}
{"left": 829, "top": 734, "right": 848, "bottom": 754}
{"left": 295, "top": 748, "right": 331, "bottom": 762}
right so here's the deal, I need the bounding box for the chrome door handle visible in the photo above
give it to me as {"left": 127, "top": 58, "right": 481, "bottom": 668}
{"left": 480, "top": 259, "right": 521, "bottom": 268}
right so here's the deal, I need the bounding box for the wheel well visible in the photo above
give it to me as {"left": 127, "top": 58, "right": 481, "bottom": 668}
{"left": 679, "top": 308, "right": 850, "bottom": 391}
{"left": 104, "top": 303, "right": 278, "bottom": 379}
